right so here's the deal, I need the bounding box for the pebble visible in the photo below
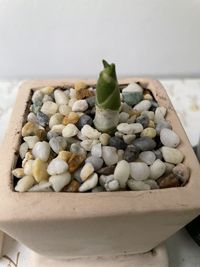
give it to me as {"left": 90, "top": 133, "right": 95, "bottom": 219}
{"left": 21, "top": 122, "right": 39, "bottom": 137}
{"left": 157, "top": 173, "right": 180, "bottom": 188}
{"left": 42, "top": 94, "right": 53, "bottom": 103}
{"left": 40, "top": 86, "right": 54, "bottom": 95}
{"left": 27, "top": 112, "right": 37, "bottom": 123}
{"left": 154, "top": 107, "right": 167, "bottom": 123}
{"left": 123, "top": 134, "right": 136, "bottom": 145}
{"left": 19, "top": 142, "right": 29, "bottom": 159}
{"left": 12, "top": 168, "right": 25, "bottom": 178}
{"left": 47, "top": 131, "right": 60, "bottom": 140}
{"left": 117, "top": 123, "right": 134, "bottom": 134}
{"left": 22, "top": 151, "right": 33, "bottom": 167}
{"left": 86, "top": 96, "right": 96, "bottom": 107}
{"left": 160, "top": 128, "right": 180, "bottom": 148}
{"left": 68, "top": 153, "right": 86, "bottom": 173}
{"left": 172, "top": 163, "right": 190, "bottom": 185}
{"left": 62, "top": 123, "right": 79, "bottom": 138}
{"left": 54, "top": 89, "right": 69, "bottom": 105}
{"left": 141, "top": 111, "right": 155, "bottom": 121}
{"left": 122, "top": 83, "right": 143, "bottom": 106}
{"left": 80, "top": 139, "right": 99, "bottom": 151}
{"left": 148, "top": 120, "right": 155, "bottom": 128}
{"left": 32, "top": 90, "right": 44, "bottom": 103}
{"left": 154, "top": 149, "right": 163, "bottom": 160}
{"left": 49, "top": 136, "right": 67, "bottom": 154}
{"left": 59, "top": 104, "right": 72, "bottom": 116}
{"left": 23, "top": 136, "right": 39, "bottom": 149}
{"left": 119, "top": 112, "right": 129, "bottom": 123}
{"left": 134, "top": 100, "right": 151, "bottom": 112}
{"left": 136, "top": 114, "right": 149, "bottom": 128}
{"left": 77, "top": 131, "right": 88, "bottom": 141}
{"left": 29, "top": 181, "right": 52, "bottom": 192}
{"left": 49, "top": 172, "right": 71, "bottom": 192}
{"left": 139, "top": 151, "right": 156, "bottom": 165}
{"left": 15, "top": 175, "right": 35, "bottom": 192}
{"left": 36, "top": 111, "right": 49, "bottom": 127}
{"left": 133, "top": 137, "right": 156, "bottom": 151}
{"left": 92, "top": 186, "right": 105, "bottom": 192}
{"left": 79, "top": 173, "right": 98, "bottom": 192}
{"left": 99, "top": 133, "right": 110, "bottom": 145}
{"left": 91, "top": 143, "right": 102, "bottom": 157}
{"left": 81, "top": 125, "right": 101, "bottom": 139}
{"left": 32, "top": 141, "right": 50, "bottom": 162}
{"left": 62, "top": 112, "right": 79, "bottom": 126}
{"left": 144, "top": 93, "right": 153, "bottom": 100}
{"left": 115, "top": 131, "right": 124, "bottom": 138}
{"left": 161, "top": 146, "right": 184, "bottom": 164}
{"left": 74, "top": 81, "right": 87, "bottom": 91}
{"left": 32, "top": 158, "right": 49, "bottom": 182}
{"left": 131, "top": 123, "right": 144, "bottom": 134}
{"left": 165, "top": 162, "right": 175, "bottom": 174}
{"left": 72, "top": 99, "right": 88, "bottom": 112}
{"left": 86, "top": 156, "right": 104, "bottom": 171}
{"left": 47, "top": 158, "right": 68, "bottom": 175}
{"left": 129, "top": 162, "right": 150, "bottom": 180}
{"left": 70, "top": 143, "right": 87, "bottom": 156}
{"left": 51, "top": 124, "right": 65, "bottom": 134}
{"left": 124, "top": 144, "right": 140, "bottom": 162}
{"left": 31, "top": 100, "right": 43, "bottom": 114}
{"left": 80, "top": 163, "right": 94, "bottom": 182}
{"left": 97, "top": 166, "right": 115, "bottom": 175}
{"left": 102, "top": 146, "right": 118, "bottom": 166}
{"left": 117, "top": 149, "right": 124, "bottom": 161}
{"left": 144, "top": 179, "right": 159, "bottom": 189}
{"left": 141, "top": 127, "right": 157, "bottom": 138}
{"left": 57, "top": 151, "right": 72, "bottom": 162}
{"left": 64, "top": 179, "right": 80, "bottom": 192}
{"left": 114, "top": 160, "right": 130, "bottom": 188}
{"left": 109, "top": 136, "right": 127, "bottom": 150}
{"left": 156, "top": 120, "right": 172, "bottom": 134}
{"left": 121, "top": 102, "right": 132, "bottom": 114}
{"left": 76, "top": 88, "right": 94, "bottom": 100}
{"left": 105, "top": 179, "right": 120, "bottom": 191}
{"left": 99, "top": 175, "right": 114, "bottom": 187}
{"left": 150, "top": 159, "right": 166, "bottom": 180}
{"left": 76, "top": 114, "right": 93, "bottom": 130}
{"left": 127, "top": 179, "right": 151, "bottom": 191}
{"left": 41, "top": 101, "right": 58, "bottom": 116}
{"left": 49, "top": 113, "right": 64, "bottom": 129}
{"left": 24, "top": 160, "right": 34, "bottom": 175}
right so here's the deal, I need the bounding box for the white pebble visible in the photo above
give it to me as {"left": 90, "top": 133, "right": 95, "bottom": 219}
{"left": 41, "top": 101, "right": 58, "bottom": 116}
{"left": 117, "top": 123, "right": 134, "bottom": 134}
{"left": 80, "top": 139, "right": 99, "bottom": 151}
{"left": 139, "top": 151, "right": 156, "bottom": 165}
{"left": 49, "top": 113, "right": 63, "bottom": 129}
{"left": 32, "top": 90, "right": 43, "bottom": 102}
{"left": 54, "top": 89, "right": 69, "bottom": 105}
{"left": 24, "top": 160, "right": 34, "bottom": 175}
{"left": 150, "top": 159, "right": 166, "bottom": 180}
{"left": 155, "top": 107, "right": 167, "bottom": 123}
{"left": 23, "top": 136, "right": 39, "bottom": 149}
{"left": 15, "top": 176, "right": 35, "bottom": 192}
{"left": 62, "top": 123, "right": 79, "bottom": 138}
{"left": 129, "top": 162, "right": 150, "bottom": 181}
{"left": 102, "top": 146, "right": 118, "bottom": 166}
{"left": 19, "top": 142, "right": 29, "bottom": 159}
{"left": 81, "top": 125, "right": 101, "bottom": 139}
{"left": 80, "top": 163, "right": 94, "bottom": 182}
{"left": 29, "top": 181, "right": 52, "bottom": 192}
{"left": 99, "top": 175, "right": 114, "bottom": 187}
{"left": 51, "top": 124, "right": 65, "bottom": 134}
{"left": 122, "top": 83, "right": 143, "bottom": 93}
{"left": 127, "top": 179, "right": 151, "bottom": 191}
{"left": 27, "top": 112, "right": 37, "bottom": 123}
{"left": 105, "top": 179, "right": 120, "bottom": 191}
{"left": 32, "top": 141, "right": 50, "bottom": 162}
{"left": 79, "top": 173, "right": 98, "bottom": 192}
{"left": 77, "top": 131, "right": 88, "bottom": 141}
{"left": 161, "top": 146, "right": 184, "bottom": 164}
{"left": 91, "top": 143, "right": 102, "bottom": 157}
{"left": 114, "top": 160, "right": 130, "bottom": 188}
{"left": 134, "top": 100, "right": 151, "bottom": 112}
{"left": 59, "top": 104, "right": 72, "bottom": 116}
{"left": 49, "top": 172, "right": 71, "bottom": 192}
{"left": 160, "top": 128, "right": 180, "bottom": 148}
{"left": 130, "top": 123, "right": 143, "bottom": 133}
{"left": 47, "top": 158, "right": 68, "bottom": 175}
{"left": 72, "top": 99, "right": 88, "bottom": 112}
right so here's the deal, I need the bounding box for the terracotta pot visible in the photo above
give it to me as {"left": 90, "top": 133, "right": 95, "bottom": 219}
{"left": 0, "top": 78, "right": 199, "bottom": 260}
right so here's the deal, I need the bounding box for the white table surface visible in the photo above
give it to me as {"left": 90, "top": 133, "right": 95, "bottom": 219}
{"left": 0, "top": 79, "right": 200, "bottom": 267}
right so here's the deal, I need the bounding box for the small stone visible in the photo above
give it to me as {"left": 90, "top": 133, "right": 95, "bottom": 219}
{"left": 79, "top": 173, "right": 98, "bottom": 192}
{"left": 57, "top": 151, "right": 72, "bottom": 162}
{"left": 164, "top": 162, "right": 175, "bottom": 174}
{"left": 115, "top": 131, "right": 124, "bottom": 138}
{"left": 161, "top": 146, "right": 184, "bottom": 164}
{"left": 70, "top": 143, "right": 87, "bottom": 156}
{"left": 68, "top": 154, "right": 86, "bottom": 173}
{"left": 29, "top": 181, "right": 52, "bottom": 192}
{"left": 47, "top": 158, "right": 68, "bottom": 175}
{"left": 144, "top": 179, "right": 159, "bottom": 189}
{"left": 117, "top": 149, "right": 124, "bottom": 161}
{"left": 23, "top": 136, "right": 39, "bottom": 149}
{"left": 160, "top": 128, "right": 180, "bottom": 148}
{"left": 121, "top": 102, "right": 132, "bottom": 114}
{"left": 86, "top": 156, "right": 104, "bottom": 171}
{"left": 42, "top": 94, "right": 53, "bottom": 103}
{"left": 155, "top": 107, "right": 167, "bottom": 123}
{"left": 24, "top": 160, "right": 34, "bottom": 175}
{"left": 22, "top": 151, "right": 33, "bottom": 167}
{"left": 81, "top": 125, "right": 101, "bottom": 139}
{"left": 27, "top": 112, "right": 37, "bottom": 123}
{"left": 114, "top": 160, "right": 130, "bottom": 188}
{"left": 51, "top": 124, "right": 65, "bottom": 134}
{"left": 148, "top": 120, "right": 155, "bottom": 128}
{"left": 32, "top": 158, "right": 49, "bottom": 182}
{"left": 122, "top": 83, "right": 143, "bottom": 106}
{"left": 91, "top": 143, "right": 102, "bottom": 157}
{"left": 139, "top": 151, "right": 156, "bottom": 165}
{"left": 31, "top": 100, "right": 43, "bottom": 114}
{"left": 144, "top": 93, "right": 153, "bottom": 100}
{"left": 32, "top": 141, "right": 50, "bottom": 162}
{"left": 74, "top": 81, "right": 87, "bottom": 90}
{"left": 99, "top": 175, "right": 114, "bottom": 187}
{"left": 86, "top": 96, "right": 96, "bottom": 107}
{"left": 129, "top": 162, "right": 150, "bottom": 180}
{"left": 136, "top": 114, "right": 149, "bottom": 128}
{"left": 76, "top": 88, "right": 94, "bottom": 100}
{"left": 19, "top": 142, "right": 29, "bottom": 159}
{"left": 124, "top": 145, "right": 140, "bottom": 162}
{"left": 41, "top": 101, "right": 58, "bottom": 116}
{"left": 64, "top": 179, "right": 80, "bottom": 192}
{"left": 49, "top": 172, "right": 71, "bottom": 192}
{"left": 76, "top": 114, "right": 93, "bottom": 130}
{"left": 150, "top": 159, "right": 166, "bottom": 180}
{"left": 58, "top": 104, "right": 71, "bottom": 116}
{"left": 99, "top": 133, "right": 110, "bottom": 145}
{"left": 134, "top": 100, "right": 151, "bottom": 112}
{"left": 62, "top": 123, "right": 79, "bottom": 138}
{"left": 80, "top": 139, "right": 99, "bottom": 151}
{"left": 12, "top": 168, "right": 25, "bottom": 178}
{"left": 141, "top": 127, "right": 157, "bottom": 138}
{"left": 156, "top": 120, "right": 172, "bottom": 134}
{"left": 157, "top": 173, "right": 180, "bottom": 188}
{"left": 141, "top": 111, "right": 155, "bottom": 120}
{"left": 109, "top": 136, "right": 127, "bottom": 150}
{"left": 127, "top": 179, "right": 151, "bottom": 191}
{"left": 154, "top": 149, "right": 163, "bottom": 160}
{"left": 102, "top": 146, "right": 118, "bottom": 166}
{"left": 119, "top": 112, "right": 130, "bottom": 123}
{"left": 32, "top": 90, "right": 44, "bottom": 103}
{"left": 133, "top": 137, "right": 156, "bottom": 151}
{"left": 54, "top": 89, "right": 69, "bottom": 105}
{"left": 97, "top": 166, "right": 115, "bottom": 175}
{"left": 72, "top": 99, "right": 88, "bottom": 112}
{"left": 77, "top": 131, "right": 88, "bottom": 141}
{"left": 122, "top": 134, "right": 136, "bottom": 145}
{"left": 62, "top": 112, "right": 79, "bottom": 126}
{"left": 49, "top": 113, "right": 64, "bottom": 129}
{"left": 22, "top": 122, "right": 39, "bottom": 137}
{"left": 172, "top": 163, "right": 190, "bottom": 185}
{"left": 117, "top": 123, "right": 133, "bottom": 134}
{"left": 36, "top": 129, "right": 46, "bottom": 140}
{"left": 47, "top": 131, "right": 60, "bottom": 140}
{"left": 49, "top": 136, "right": 67, "bottom": 154}
{"left": 92, "top": 186, "right": 105, "bottom": 192}
{"left": 36, "top": 111, "right": 49, "bottom": 127}
{"left": 15, "top": 175, "right": 35, "bottom": 192}
{"left": 80, "top": 163, "right": 94, "bottom": 182}
{"left": 40, "top": 86, "right": 54, "bottom": 95}
{"left": 105, "top": 179, "right": 120, "bottom": 191}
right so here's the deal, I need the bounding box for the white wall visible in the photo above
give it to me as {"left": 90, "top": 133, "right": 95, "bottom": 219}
{"left": 0, "top": 0, "right": 200, "bottom": 79}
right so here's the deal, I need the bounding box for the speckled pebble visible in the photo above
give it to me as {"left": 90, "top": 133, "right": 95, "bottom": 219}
{"left": 172, "top": 163, "right": 190, "bottom": 185}
{"left": 97, "top": 166, "right": 115, "bottom": 175}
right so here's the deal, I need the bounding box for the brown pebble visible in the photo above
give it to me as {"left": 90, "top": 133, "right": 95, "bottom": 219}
{"left": 76, "top": 88, "right": 94, "bottom": 100}
{"left": 157, "top": 173, "right": 180, "bottom": 188}
{"left": 62, "top": 112, "right": 79, "bottom": 126}
{"left": 68, "top": 153, "right": 86, "bottom": 173}
{"left": 97, "top": 165, "right": 115, "bottom": 175}
{"left": 130, "top": 109, "right": 141, "bottom": 117}
{"left": 35, "top": 129, "right": 46, "bottom": 140}
{"left": 74, "top": 81, "right": 88, "bottom": 91}
{"left": 58, "top": 151, "right": 73, "bottom": 162}
{"left": 22, "top": 122, "right": 39, "bottom": 137}
{"left": 63, "top": 179, "right": 80, "bottom": 192}
{"left": 172, "top": 163, "right": 190, "bottom": 185}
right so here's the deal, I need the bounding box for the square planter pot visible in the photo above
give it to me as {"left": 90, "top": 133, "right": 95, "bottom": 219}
{"left": 0, "top": 78, "right": 199, "bottom": 260}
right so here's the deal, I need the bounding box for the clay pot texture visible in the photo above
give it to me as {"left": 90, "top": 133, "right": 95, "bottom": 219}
{"left": 0, "top": 78, "right": 199, "bottom": 259}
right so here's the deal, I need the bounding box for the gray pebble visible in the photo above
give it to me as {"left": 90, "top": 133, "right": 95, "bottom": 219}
{"left": 122, "top": 91, "right": 143, "bottom": 106}
{"left": 37, "top": 111, "right": 49, "bottom": 127}
{"left": 139, "top": 151, "right": 156, "bottom": 165}
{"left": 156, "top": 120, "right": 172, "bottom": 134}
{"left": 136, "top": 114, "right": 149, "bottom": 128}
{"left": 109, "top": 136, "right": 127, "bottom": 150}
{"left": 31, "top": 99, "right": 43, "bottom": 113}
{"left": 124, "top": 145, "right": 140, "bottom": 162}
{"left": 153, "top": 149, "right": 163, "bottom": 160}
{"left": 86, "top": 96, "right": 96, "bottom": 107}
{"left": 86, "top": 156, "right": 104, "bottom": 171}
{"left": 47, "top": 131, "right": 60, "bottom": 140}
{"left": 73, "top": 168, "right": 82, "bottom": 183}
{"left": 92, "top": 186, "right": 105, "bottom": 192}
{"left": 70, "top": 143, "right": 86, "bottom": 156}
{"left": 76, "top": 114, "right": 93, "bottom": 130}
{"left": 160, "top": 128, "right": 180, "bottom": 148}
{"left": 49, "top": 136, "right": 67, "bottom": 154}
{"left": 127, "top": 179, "right": 151, "bottom": 191}
{"left": 144, "top": 179, "right": 159, "bottom": 189}
{"left": 133, "top": 137, "right": 156, "bottom": 151}
{"left": 105, "top": 179, "right": 120, "bottom": 191}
